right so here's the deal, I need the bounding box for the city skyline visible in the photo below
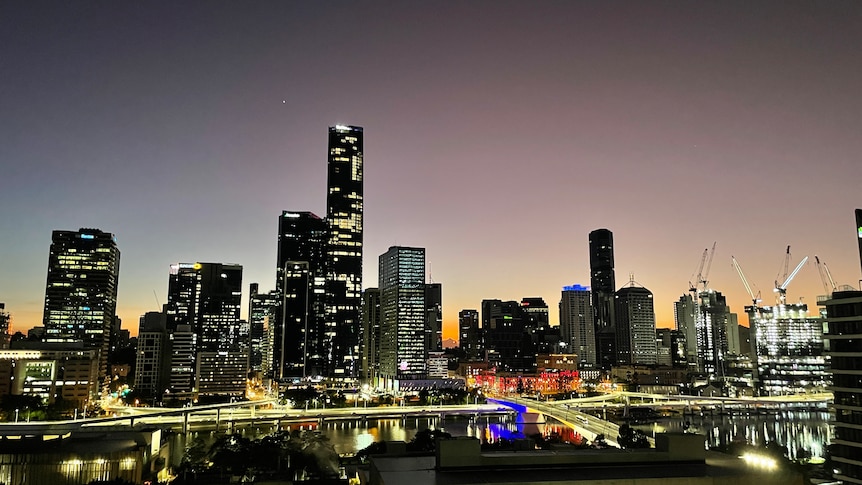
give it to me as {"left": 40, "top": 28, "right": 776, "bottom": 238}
{"left": 2, "top": 3, "right": 862, "bottom": 341}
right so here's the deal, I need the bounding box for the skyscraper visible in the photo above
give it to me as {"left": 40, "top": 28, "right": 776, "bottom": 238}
{"left": 459, "top": 309, "right": 481, "bottom": 361}
{"left": 248, "top": 283, "right": 279, "bottom": 375}
{"left": 425, "top": 283, "right": 443, "bottom": 353}
{"left": 360, "top": 288, "right": 381, "bottom": 383}
{"left": 325, "top": 125, "right": 364, "bottom": 378}
{"left": 378, "top": 246, "right": 425, "bottom": 387}
{"left": 559, "top": 284, "right": 596, "bottom": 367}
{"left": 275, "top": 211, "right": 327, "bottom": 379}
{"left": 615, "top": 280, "right": 657, "bottom": 365}
{"left": 43, "top": 228, "right": 120, "bottom": 382}
{"left": 165, "top": 262, "right": 245, "bottom": 397}
{"left": 589, "top": 228, "right": 616, "bottom": 369}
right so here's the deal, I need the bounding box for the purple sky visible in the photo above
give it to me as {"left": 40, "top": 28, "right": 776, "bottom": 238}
{"left": 2, "top": 2, "right": 861, "bottom": 340}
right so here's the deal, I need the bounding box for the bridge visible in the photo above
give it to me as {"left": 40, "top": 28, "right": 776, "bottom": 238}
{"left": 0, "top": 400, "right": 514, "bottom": 435}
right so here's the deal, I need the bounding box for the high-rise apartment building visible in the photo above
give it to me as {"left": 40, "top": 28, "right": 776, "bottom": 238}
{"left": 325, "top": 125, "right": 364, "bottom": 378}
{"left": 42, "top": 228, "right": 120, "bottom": 383}
{"left": 559, "top": 284, "right": 596, "bottom": 367}
{"left": 378, "top": 246, "right": 426, "bottom": 387}
{"left": 165, "top": 262, "right": 245, "bottom": 397}
{"left": 615, "top": 281, "right": 657, "bottom": 365}
{"left": 589, "top": 229, "right": 616, "bottom": 369}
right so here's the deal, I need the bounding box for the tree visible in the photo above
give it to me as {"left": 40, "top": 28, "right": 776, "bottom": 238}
{"left": 617, "top": 424, "right": 650, "bottom": 449}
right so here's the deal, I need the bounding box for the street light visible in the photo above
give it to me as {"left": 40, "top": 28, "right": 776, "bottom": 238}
{"left": 14, "top": 409, "right": 18, "bottom": 423}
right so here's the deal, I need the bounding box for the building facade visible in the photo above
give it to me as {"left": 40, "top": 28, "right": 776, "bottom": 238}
{"left": 360, "top": 288, "right": 381, "bottom": 383}
{"left": 614, "top": 283, "right": 657, "bottom": 365}
{"left": 459, "top": 309, "right": 481, "bottom": 361}
{"left": 42, "top": 228, "right": 120, "bottom": 383}
{"left": 589, "top": 229, "right": 616, "bottom": 369}
{"left": 325, "top": 125, "right": 364, "bottom": 378}
{"left": 559, "top": 284, "right": 596, "bottom": 367}
{"left": 425, "top": 283, "right": 443, "bottom": 353}
{"left": 165, "top": 262, "right": 245, "bottom": 398}
{"left": 378, "top": 246, "right": 426, "bottom": 387}
{"left": 749, "top": 303, "right": 828, "bottom": 395}
{"left": 821, "top": 289, "right": 862, "bottom": 484}
{"left": 275, "top": 211, "right": 327, "bottom": 380}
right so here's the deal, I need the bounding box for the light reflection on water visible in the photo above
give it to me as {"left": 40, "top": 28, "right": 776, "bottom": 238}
{"left": 631, "top": 410, "right": 832, "bottom": 461}
{"left": 170, "top": 410, "right": 832, "bottom": 460}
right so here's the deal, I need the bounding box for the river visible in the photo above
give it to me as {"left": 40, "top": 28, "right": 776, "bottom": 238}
{"left": 170, "top": 409, "right": 833, "bottom": 463}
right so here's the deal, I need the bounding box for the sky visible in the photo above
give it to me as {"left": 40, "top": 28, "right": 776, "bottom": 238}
{"left": 2, "top": 2, "right": 861, "bottom": 342}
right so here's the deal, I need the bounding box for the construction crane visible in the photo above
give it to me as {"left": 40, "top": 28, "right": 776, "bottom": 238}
{"left": 689, "top": 242, "right": 717, "bottom": 293}
{"left": 773, "top": 248, "right": 808, "bottom": 305}
{"left": 814, "top": 255, "right": 838, "bottom": 295}
{"left": 776, "top": 245, "right": 791, "bottom": 289}
{"left": 731, "top": 255, "right": 763, "bottom": 396}
{"left": 731, "top": 256, "right": 761, "bottom": 307}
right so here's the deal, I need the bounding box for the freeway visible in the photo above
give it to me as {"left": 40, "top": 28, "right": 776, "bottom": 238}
{"left": 0, "top": 401, "right": 514, "bottom": 435}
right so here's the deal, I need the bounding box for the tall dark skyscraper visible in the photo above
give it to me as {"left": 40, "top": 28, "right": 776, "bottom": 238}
{"left": 165, "top": 262, "right": 245, "bottom": 397}
{"left": 425, "top": 283, "right": 443, "bottom": 353}
{"left": 43, "top": 228, "right": 120, "bottom": 382}
{"left": 360, "top": 288, "right": 381, "bottom": 382}
{"left": 325, "top": 124, "right": 364, "bottom": 378}
{"left": 589, "top": 228, "right": 616, "bottom": 369}
{"left": 275, "top": 211, "right": 327, "bottom": 379}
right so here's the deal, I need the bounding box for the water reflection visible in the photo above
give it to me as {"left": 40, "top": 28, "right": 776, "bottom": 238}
{"left": 169, "top": 410, "right": 831, "bottom": 462}
{"left": 632, "top": 411, "right": 832, "bottom": 461}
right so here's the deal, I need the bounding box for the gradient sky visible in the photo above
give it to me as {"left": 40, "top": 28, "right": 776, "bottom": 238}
{"left": 2, "top": 2, "right": 861, "bottom": 342}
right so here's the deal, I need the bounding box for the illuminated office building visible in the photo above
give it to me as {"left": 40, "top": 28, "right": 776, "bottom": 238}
{"left": 459, "top": 309, "right": 481, "bottom": 361}
{"left": 165, "top": 262, "right": 245, "bottom": 397}
{"left": 615, "top": 282, "right": 657, "bottom": 365}
{"left": 589, "top": 229, "right": 616, "bottom": 369}
{"left": 559, "top": 284, "right": 596, "bottom": 367}
{"left": 248, "top": 283, "right": 279, "bottom": 374}
{"left": 42, "top": 228, "right": 120, "bottom": 383}
{"left": 275, "top": 211, "right": 327, "bottom": 379}
{"left": 325, "top": 125, "right": 364, "bottom": 378}
{"left": 676, "top": 290, "right": 738, "bottom": 376}
{"left": 748, "top": 303, "right": 827, "bottom": 395}
{"left": 378, "top": 246, "right": 426, "bottom": 388}
{"left": 134, "top": 312, "right": 167, "bottom": 398}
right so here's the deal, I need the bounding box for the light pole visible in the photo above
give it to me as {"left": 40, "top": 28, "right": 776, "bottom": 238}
{"left": 14, "top": 409, "right": 18, "bottom": 423}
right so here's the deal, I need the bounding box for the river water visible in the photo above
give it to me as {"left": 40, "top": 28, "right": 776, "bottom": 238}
{"left": 171, "top": 409, "right": 833, "bottom": 463}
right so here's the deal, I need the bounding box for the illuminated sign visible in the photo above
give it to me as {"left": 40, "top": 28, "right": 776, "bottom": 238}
{"left": 563, "top": 284, "right": 590, "bottom": 292}
{"left": 80, "top": 234, "right": 94, "bottom": 239}
{"left": 858, "top": 226, "right": 862, "bottom": 239}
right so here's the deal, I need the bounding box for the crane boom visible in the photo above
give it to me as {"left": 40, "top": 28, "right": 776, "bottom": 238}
{"left": 699, "top": 242, "right": 717, "bottom": 291}
{"left": 780, "top": 256, "right": 808, "bottom": 290}
{"left": 823, "top": 261, "right": 838, "bottom": 291}
{"left": 815, "top": 256, "right": 830, "bottom": 294}
{"left": 732, "top": 256, "right": 760, "bottom": 305}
